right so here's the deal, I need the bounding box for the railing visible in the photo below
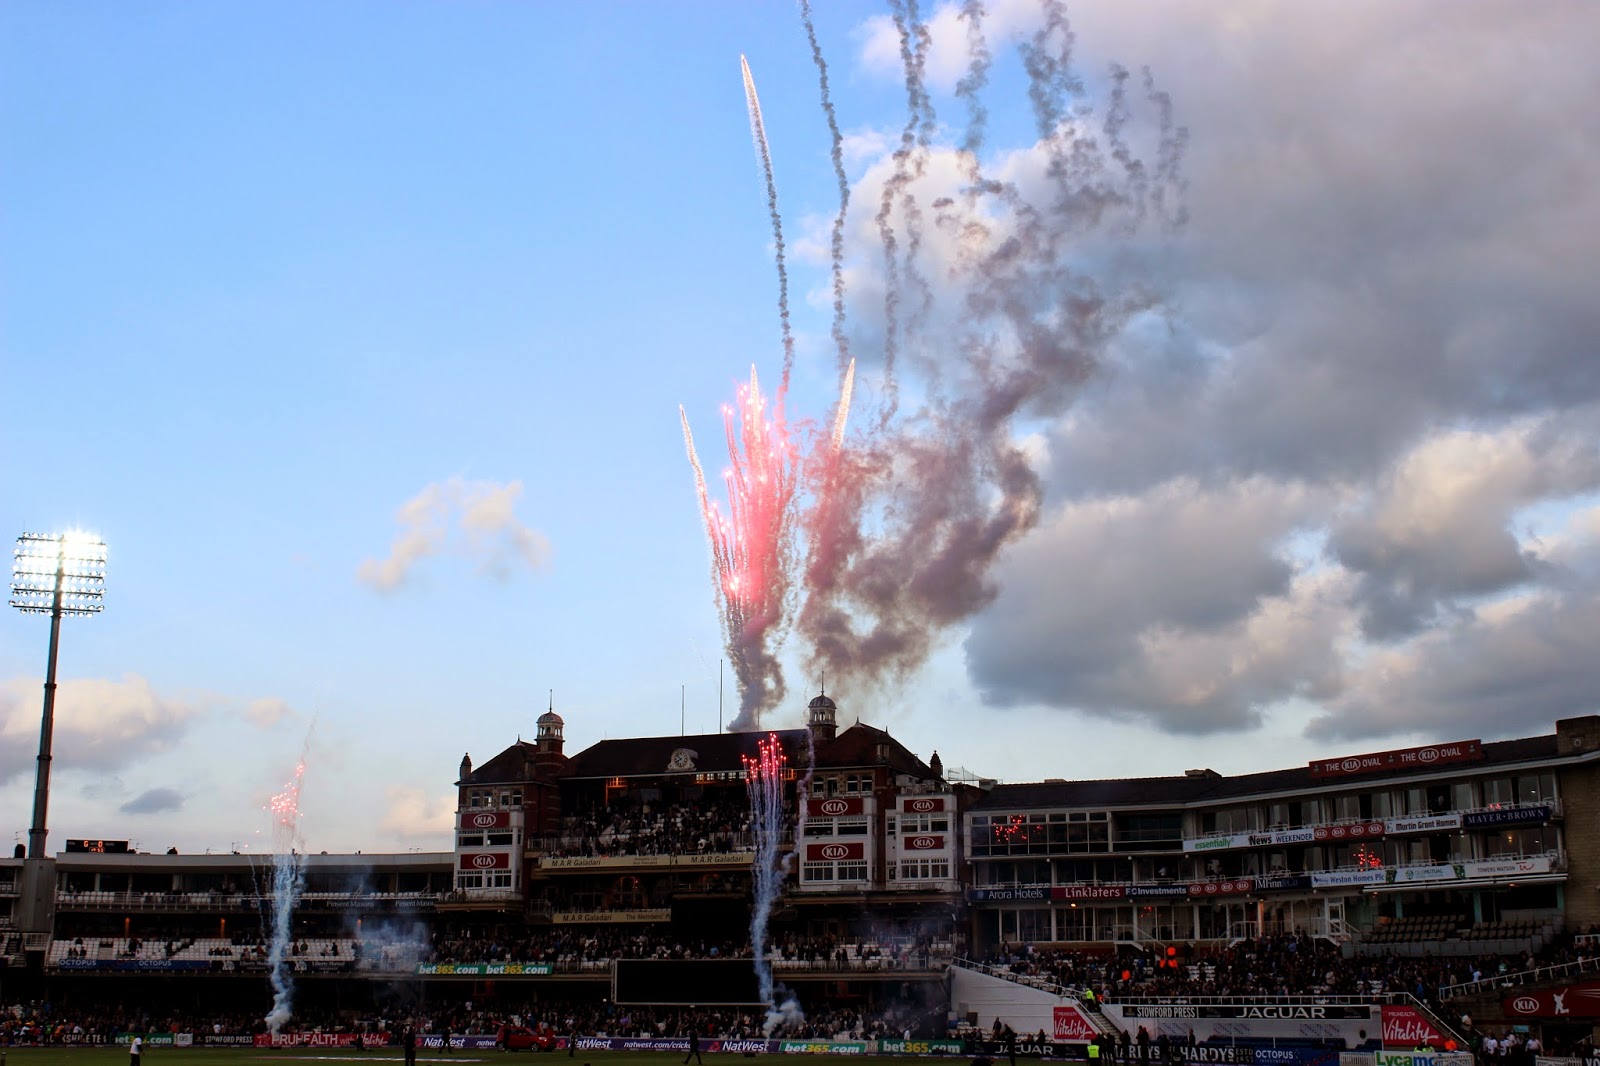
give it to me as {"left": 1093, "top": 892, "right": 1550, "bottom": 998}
{"left": 54, "top": 889, "right": 442, "bottom": 911}
{"left": 440, "top": 889, "right": 521, "bottom": 903}
{"left": 950, "top": 956, "right": 1117, "bottom": 1034}
{"left": 1439, "top": 952, "right": 1600, "bottom": 1001}
{"left": 972, "top": 850, "right": 1565, "bottom": 897}
{"left": 1225, "top": 918, "right": 1350, "bottom": 944}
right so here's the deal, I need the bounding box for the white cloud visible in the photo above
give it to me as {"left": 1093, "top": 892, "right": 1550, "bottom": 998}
{"left": 378, "top": 785, "right": 456, "bottom": 842}
{"left": 358, "top": 477, "right": 550, "bottom": 592}
{"left": 0, "top": 675, "right": 201, "bottom": 784}
{"left": 243, "top": 697, "right": 299, "bottom": 730}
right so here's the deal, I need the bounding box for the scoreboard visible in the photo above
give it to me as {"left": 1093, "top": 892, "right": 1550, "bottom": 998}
{"left": 64, "top": 839, "right": 131, "bottom": 854}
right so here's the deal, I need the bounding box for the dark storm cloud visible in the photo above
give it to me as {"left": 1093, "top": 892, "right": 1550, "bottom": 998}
{"left": 942, "top": 1, "right": 1600, "bottom": 738}
{"left": 1312, "top": 552, "right": 1600, "bottom": 741}
{"left": 121, "top": 788, "right": 185, "bottom": 815}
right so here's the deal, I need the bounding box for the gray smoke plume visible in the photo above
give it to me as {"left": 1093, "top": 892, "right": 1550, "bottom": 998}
{"left": 796, "top": 0, "right": 1188, "bottom": 696}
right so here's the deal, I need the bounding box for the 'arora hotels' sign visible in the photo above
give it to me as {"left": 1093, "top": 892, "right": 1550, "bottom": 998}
{"left": 1309, "top": 740, "right": 1482, "bottom": 779}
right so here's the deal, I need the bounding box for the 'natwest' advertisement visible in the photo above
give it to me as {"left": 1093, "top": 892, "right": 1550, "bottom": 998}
{"left": 805, "top": 841, "right": 865, "bottom": 861}
{"left": 1380, "top": 1005, "right": 1446, "bottom": 1049}
{"left": 1052, "top": 1005, "right": 1096, "bottom": 1041}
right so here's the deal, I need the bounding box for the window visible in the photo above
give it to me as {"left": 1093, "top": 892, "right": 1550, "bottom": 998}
{"left": 456, "top": 873, "right": 484, "bottom": 890}
{"left": 836, "top": 818, "right": 869, "bottom": 836}
{"left": 803, "top": 860, "right": 867, "bottom": 883}
{"left": 1333, "top": 794, "right": 1361, "bottom": 821}
{"left": 899, "top": 859, "right": 951, "bottom": 880}
{"left": 1518, "top": 773, "right": 1556, "bottom": 806}
{"left": 901, "top": 814, "right": 949, "bottom": 834}
{"left": 457, "top": 832, "right": 485, "bottom": 848}
{"left": 487, "top": 830, "right": 515, "bottom": 846}
{"left": 1485, "top": 827, "right": 1550, "bottom": 857}
{"left": 1369, "top": 792, "right": 1393, "bottom": 819}
{"left": 488, "top": 872, "right": 513, "bottom": 889}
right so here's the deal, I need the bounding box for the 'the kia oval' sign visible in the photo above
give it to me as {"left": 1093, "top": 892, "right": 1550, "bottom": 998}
{"left": 458, "top": 810, "right": 511, "bottom": 830}
{"left": 458, "top": 851, "right": 510, "bottom": 870}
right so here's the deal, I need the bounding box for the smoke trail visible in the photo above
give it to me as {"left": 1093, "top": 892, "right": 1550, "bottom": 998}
{"left": 741, "top": 56, "right": 797, "bottom": 389}
{"left": 956, "top": 0, "right": 992, "bottom": 158}
{"left": 743, "top": 733, "right": 801, "bottom": 1034}
{"left": 799, "top": 0, "right": 854, "bottom": 375}
{"left": 263, "top": 750, "right": 310, "bottom": 1033}
{"left": 830, "top": 359, "right": 856, "bottom": 453}
{"left": 794, "top": 0, "right": 1187, "bottom": 696}
{"left": 873, "top": 0, "right": 940, "bottom": 422}
{"left": 688, "top": 1, "right": 1187, "bottom": 720}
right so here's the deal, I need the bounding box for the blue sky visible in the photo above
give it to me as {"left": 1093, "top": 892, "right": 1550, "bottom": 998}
{"left": 3, "top": 1, "right": 1598, "bottom": 854}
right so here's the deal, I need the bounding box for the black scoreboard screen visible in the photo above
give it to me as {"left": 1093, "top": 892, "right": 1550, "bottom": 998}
{"left": 65, "top": 839, "right": 130, "bottom": 854}
{"left": 612, "top": 959, "right": 765, "bottom": 1005}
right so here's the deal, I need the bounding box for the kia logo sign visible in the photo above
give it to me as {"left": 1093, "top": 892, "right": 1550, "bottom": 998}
{"left": 908, "top": 799, "right": 936, "bottom": 812}
{"left": 471, "top": 813, "right": 498, "bottom": 828}
{"left": 471, "top": 854, "right": 498, "bottom": 868}
{"left": 1511, "top": 997, "right": 1539, "bottom": 1014}
{"left": 1418, "top": 747, "right": 1439, "bottom": 762}
{"left": 908, "top": 836, "right": 938, "bottom": 849}
{"left": 819, "top": 799, "right": 849, "bottom": 816}
{"left": 820, "top": 844, "right": 849, "bottom": 860}
{"left": 1342, "top": 758, "right": 1362, "bottom": 771}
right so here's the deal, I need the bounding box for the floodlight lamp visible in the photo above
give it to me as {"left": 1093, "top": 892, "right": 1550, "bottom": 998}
{"left": 10, "top": 532, "right": 107, "bottom": 616}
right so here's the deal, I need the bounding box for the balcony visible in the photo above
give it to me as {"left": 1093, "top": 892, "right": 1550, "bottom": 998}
{"left": 53, "top": 889, "right": 442, "bottom": 913}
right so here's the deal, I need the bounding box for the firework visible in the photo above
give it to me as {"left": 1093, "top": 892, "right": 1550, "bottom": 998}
{"left": 264, "top": 760, "right": 308, "bottom": 1033}
{"left": 743, "top": 733, "right": 802, "bottom": 1032}
{"left": 682, "top": 367, "right": 800, "bottom": 732}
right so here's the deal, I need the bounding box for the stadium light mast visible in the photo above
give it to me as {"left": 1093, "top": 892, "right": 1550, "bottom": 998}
{"left": 11, "top": 531, "right": 106, "bottom": 859}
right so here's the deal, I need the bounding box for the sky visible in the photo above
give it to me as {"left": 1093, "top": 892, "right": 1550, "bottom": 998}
{"left": 2, "top": 1, "right": 1597, "bottom": 856}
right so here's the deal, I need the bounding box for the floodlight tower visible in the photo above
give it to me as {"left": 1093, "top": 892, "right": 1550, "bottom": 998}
{"left": 11, "top": 532, "right": 106, "bottom": 859}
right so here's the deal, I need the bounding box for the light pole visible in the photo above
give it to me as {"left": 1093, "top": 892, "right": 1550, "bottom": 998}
{"left": 11, "top": 531, "right": 106, "bottom": 859}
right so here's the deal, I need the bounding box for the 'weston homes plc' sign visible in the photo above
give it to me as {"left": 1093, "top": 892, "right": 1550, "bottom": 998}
{"left": 1309, "top": 740, "right": 1483, "bottom": 779}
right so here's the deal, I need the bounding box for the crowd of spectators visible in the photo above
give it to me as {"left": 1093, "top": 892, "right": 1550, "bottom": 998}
{"left": 545, "top": 797, "right": 785, "bottom": 858}
{"left": 985, "top": 927, "right": 1600, "bottom": 1010}
{"left": 424, "top": 927, "right": 946, "bottom": 970}
{"left": 0, "top": 992, "right": 946, "bottom": 1046}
